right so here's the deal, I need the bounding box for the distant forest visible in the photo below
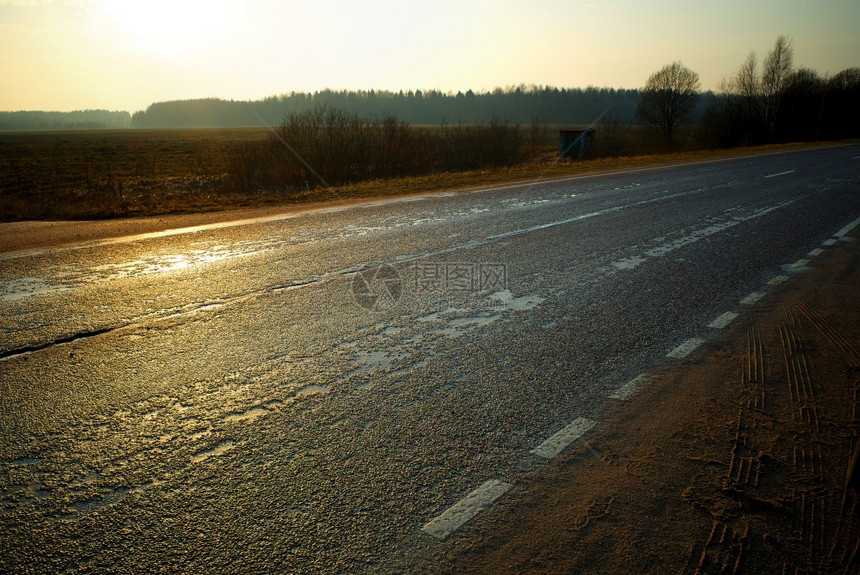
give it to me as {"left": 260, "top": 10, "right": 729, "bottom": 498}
{"left": 0, "top": 110, "right": 131, "bottom": 131}
{"left": 129, "top": 86, "right": 646, "bottom": 129}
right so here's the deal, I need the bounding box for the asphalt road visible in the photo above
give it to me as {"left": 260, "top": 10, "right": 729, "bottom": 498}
{"left": 2, "top": 145, "right": 859, "bottom": 573}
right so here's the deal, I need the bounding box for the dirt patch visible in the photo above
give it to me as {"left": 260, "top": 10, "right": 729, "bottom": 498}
{"left": 417, "top": 238, "right": 860, "bottom": 574}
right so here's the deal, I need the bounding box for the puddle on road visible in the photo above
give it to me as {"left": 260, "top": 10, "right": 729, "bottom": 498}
{"left": 343, "top": 344, "right": 423, "bottom": 378}
{"left": 69, "top": 486, "right": 130, "bottom": 516}
{"left": 191, "top": 440, "right": 235, "bottom": 463}
{"left": 612, "top": 255, "right": 648, "bottom": 270}
{"left": 296, "top": 384, "right": 331, "bottom": 397}
{"left": 188, "top": 427, "right": 213, "bottom": 441}
{"left": 417, "top": 312, "right": 442, "bottom": 322}
{"left": 435, "top": 315, "right": 502, "bottom": 339}
{"left": 489, "top": 290, "right": 545, "bottom": 311}
{"left": 0, "top": 241, "right": 275, "bottom": 301}
{"left": 223, "top": 406, "right": 269, "bottom": 423}
{"left": 339, "top": 289, "right": 547, "bottom": 382}
{"left": 354, "top": 350, "right": 400, "bottom": 372}
{"left": 1, "top": 277, "right": 70, "bottom": 301}
{"left": 448, "top": 315, "right": 501, "bottom": 327}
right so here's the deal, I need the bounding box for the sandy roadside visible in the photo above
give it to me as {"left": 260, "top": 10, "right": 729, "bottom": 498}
{"left": 409, "top": 234, "right": 860, "bottom": 574}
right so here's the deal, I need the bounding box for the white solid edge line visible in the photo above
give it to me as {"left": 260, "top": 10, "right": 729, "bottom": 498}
{"left": 708, "top": 311, "right": 739, "bottom": 329}
{"left": 609, "top": 374, "right": 651, "bottom": 401}
{"left": 834, "top": 215, "right": 860, "bottom": 238}
{"left": 764, "top": 169, "right": 796, "bottom": 178}
{"left": 667, "top": 337, "right": 706, "bottom": 359}
{"left": 740, "top": 292, "right": 766, "bottom": 305}
{"left": 530, "top": 417, "right": 597, "bottom": 459}
{"left": 421, "top": 479, "right": 513, "bottom": 539}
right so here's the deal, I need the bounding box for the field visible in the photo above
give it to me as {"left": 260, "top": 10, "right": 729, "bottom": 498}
{"left": 0, "top": 126, "right": 841, "bottom": 222}
{"left": 0, "top": 128, "right": 270, "bottom": 220}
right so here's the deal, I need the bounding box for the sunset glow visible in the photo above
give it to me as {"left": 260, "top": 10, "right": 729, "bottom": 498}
{"left": 91, "top": 0, "right": 235, "bottom": 58}
{"left": 0, "top": 0, "right": 858, "bottom": 113}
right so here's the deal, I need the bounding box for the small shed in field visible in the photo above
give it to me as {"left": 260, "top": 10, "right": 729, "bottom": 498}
{"left": 559, "top": 129, "right": 595, "bottom": 159}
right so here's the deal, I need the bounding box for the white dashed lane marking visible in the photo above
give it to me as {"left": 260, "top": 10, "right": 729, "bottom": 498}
{"left": 765, "top": 170, "right": 795, "bottom": 178}
{"left": 823, "top": 239, "right": 838, "bottom": 246}
{"left": 835, "top": 216, "right": 860, "bottom": 238}
{"left": 530, "top": 418, "right": 596, "bottom": 459}
{"left": 808, "top": 248, "right": 825, "bottom": 257}
{"left": 610, "top": 375, "right": 651, "bottom": 401}
{"left": 791, "top": 258, "right": 810, "bottom": 269}
{"left": 740, "top": 292, "right": 766, "bottom": 305}
{"left": 708, "top": 312, "right": 738, "bottom": 329}
{"left": 421, "top": 480, "right": 513, "bottom": 539}
{"left": 667, "top": 337, "right": 705, "bottom": 359}
{"left": 768, "top": 275, "right": 789, "bottom": 286}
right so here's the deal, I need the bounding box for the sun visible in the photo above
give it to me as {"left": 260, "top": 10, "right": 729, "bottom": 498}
{"left": 93, "top": 0, "right": 233, "bottom": 58}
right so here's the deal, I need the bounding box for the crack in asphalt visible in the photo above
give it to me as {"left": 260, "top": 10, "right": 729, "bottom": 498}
{"left": 0, "top": 327, "right": 116, "bottom": 361}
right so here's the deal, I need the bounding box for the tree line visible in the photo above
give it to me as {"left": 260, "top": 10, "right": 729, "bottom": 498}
{"left": 635, "top": 36, "right": 860, "bottom": 151}
{"left": 0, "top": 110, "right": 131, "bottom": 132}
{"left": 129, "top": 86, "right": 642, "bottom": 129}
{"left": 244, "top": 36, "right": 858, "bottom": 194}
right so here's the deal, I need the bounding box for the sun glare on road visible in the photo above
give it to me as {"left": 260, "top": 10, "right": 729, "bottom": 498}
{"left": 161, "top": 254, "right": 191, "bottom": 272}
{"left": 93, "top": 0, "right": 233, "bottom": 58}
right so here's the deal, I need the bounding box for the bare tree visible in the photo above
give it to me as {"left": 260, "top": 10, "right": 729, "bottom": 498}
{"left": 636, "top": 61, "right": 701, "bottom": 150}
{"left": 762, "top": 35, "right": 794, "bottom": 140}
{"left": 714, "top": 51, "right": 766, "bottom": 145}
{"left": 735, "top": 52, "right": 761, "bottom": 107}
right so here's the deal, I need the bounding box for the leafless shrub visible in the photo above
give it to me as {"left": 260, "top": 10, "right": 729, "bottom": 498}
{"left": 235, "top": 106, "right": 525, "bottom": 194}
{"left": 437, "top": 117, "right": 523, "bottom": 171}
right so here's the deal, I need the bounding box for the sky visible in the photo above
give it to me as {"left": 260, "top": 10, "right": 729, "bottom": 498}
{"left": 1, "top": 0, "right": 858, "bottom": 113}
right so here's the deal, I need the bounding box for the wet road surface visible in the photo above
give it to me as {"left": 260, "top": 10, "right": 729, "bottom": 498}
{"left": 2, "top": 145, "right": 859, "bottom": 573}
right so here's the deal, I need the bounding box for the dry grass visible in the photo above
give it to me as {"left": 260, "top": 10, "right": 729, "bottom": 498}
{"left": 0, "top": 128, "right": 268, "bottom": 220}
